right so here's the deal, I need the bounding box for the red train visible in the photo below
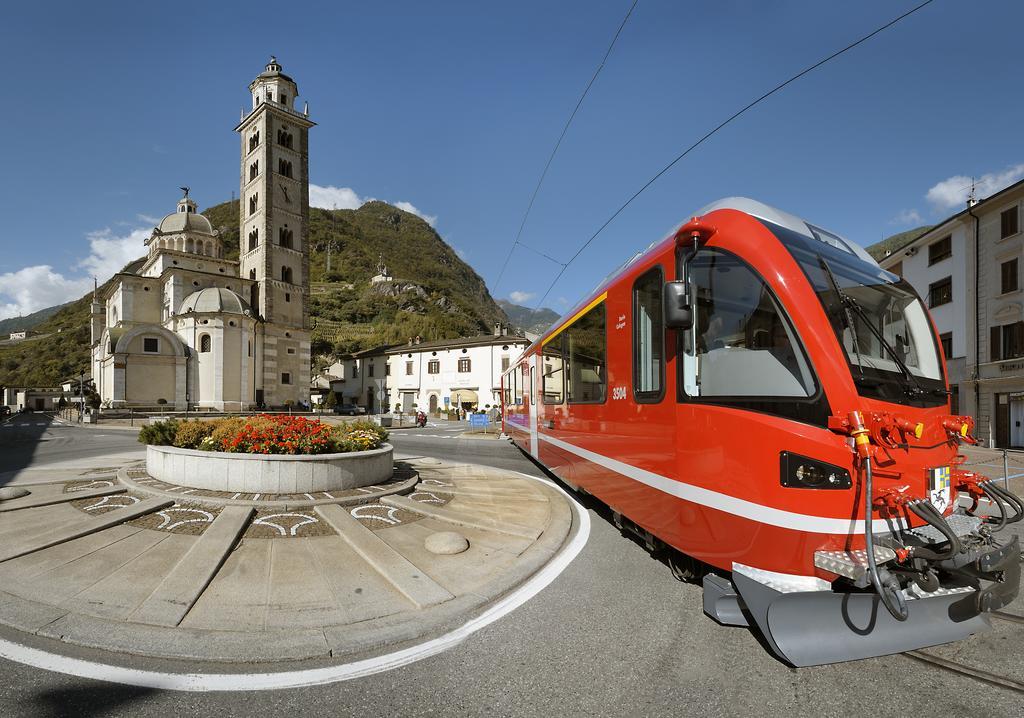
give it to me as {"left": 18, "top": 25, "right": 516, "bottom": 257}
{"left": 501, "top": 198, "right": 1021, "bottom": 666}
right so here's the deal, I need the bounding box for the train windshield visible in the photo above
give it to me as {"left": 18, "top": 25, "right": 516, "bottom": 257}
{"left": 769, "top": 222, "right": 947, "bottom": 407}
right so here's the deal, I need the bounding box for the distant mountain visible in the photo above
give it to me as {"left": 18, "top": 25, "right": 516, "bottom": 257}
{"left": 0, "top": 303, "right": 70, "bottom": 336}
{"left": 0, "top": 201, "right": 509, "bottom": 387}
{"left": 866, "top": 226, "right": 933, "bottom": 262}
{"left": 497, "top": 300, "right": 559, "bottom": 335}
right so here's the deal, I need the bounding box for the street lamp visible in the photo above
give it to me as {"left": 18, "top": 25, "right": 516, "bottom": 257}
{"left": 79, "top": 372, "right": 85, "bottom": 423}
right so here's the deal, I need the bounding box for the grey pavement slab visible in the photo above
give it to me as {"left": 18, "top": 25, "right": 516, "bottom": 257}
{"left": 0, "top": 496, "right": 173, "bottom": 563}
{"left": 0, "top": 503, "right": 81, "bottom": 538}
{"left": 383, "top": 495, "right": 541, "bottom": 539}
{"left": 0, "top": 525, "right": 143, "bottom": 583}
{"left": 179, "top": 537, "right": 272, "bottom": 631}
{"left": 13, "top": 528, "right": 167, "bottom": 605}
{"left": 264, "top": 539, "right": 355, "bottom": 629}
{"left": 68, "top": 532, "right": 194, "bottom": 621}
{"left": 0, "top": 589, "right": 68, "bottom": 634}
{"left": 316, "top": 503, "right": 454, "bottom": 609}
{"left": 305, "top": 535, "right": 416, "bottom": 624}
{"left": 130, "top": 505, "right": 254, "bottom": 627}
{"left": 35, "top": 611, "right": 331, "bottom": 662}
{"left": 0, "top": 484, "right": 125, "bottom": 512}
{"left": 375, "top": 519, "right": 524, "bottom": 595}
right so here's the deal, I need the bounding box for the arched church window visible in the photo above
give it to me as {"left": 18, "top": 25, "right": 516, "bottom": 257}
{"left": 279, "top": 226, "right": 293, "bottom": 248}
{"left": 249, "top": 161, "right": 258, "bottom": 181}
{"left": 248, "top": 228, "right": 258, "bottom": 252}
{"left": 250, "top": 284, "right": 259, "bottom": 311}
{"left": 249, "top": 131, "right": 260, "bottom": 152}
{"left": 280, "top": 94, "right": 287, "bottom": 106}
{"left": 281, "top": 266, "right": 293, "bottom": 283}
{"left": 249, "top": 269, "right": 256, "bottom": 280}
{"left": 199, "top": 334, "right": 211, "bottom": 353}
{"left": 186, "top": 238, "right": 195, "bottom": 253}
{"left": 277, "top": 159, "right": 292, "bottom": 178}
{"left": 249, "top": 193, "right": 258, "bottom": 216}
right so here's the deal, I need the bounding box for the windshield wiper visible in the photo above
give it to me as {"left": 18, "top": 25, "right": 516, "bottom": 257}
{"left": 819, "top": 260, "right": 927, "bottom": 397}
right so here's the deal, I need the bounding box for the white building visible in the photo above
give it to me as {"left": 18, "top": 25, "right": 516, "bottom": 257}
{"left": 90, "top": 58, "right": 314, "bottom": 411}
{"left": 878, "top": 177, "right": 1024, "bottom": 447}
{"left": 322, "top": 346, "right": 390, "bottom": 413}
{"left": 385, "top": 326, "right": 528, "bottom": 414}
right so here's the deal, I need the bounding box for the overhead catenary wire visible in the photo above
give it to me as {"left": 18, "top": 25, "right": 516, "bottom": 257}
{"left": 492, "top": 0, "right": 639, "bottom": 295}
{"left": 533, "top": 0, "right": 937, "bottom": 309}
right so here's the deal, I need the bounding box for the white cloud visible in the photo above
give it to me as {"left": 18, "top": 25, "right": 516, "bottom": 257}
{"left": 137, "top": 213, "right": 161, "bottom": 225}
{"left": 0, "top": 266, "right": 91, "bottom": 320}
{"left": 451, "top": 244, "right": 468, "bottom": 260}
{"left": 393, "top": 201, "right": 437, "bottom": 227}
{"left": 309, "top": 184, "right": 365, "bottom": 210}
{"left": 310, "top": 184, "right": 438, "bottom": 226}
{"left": 926, "top": 164, "right": 1024, "bottom": 210}
{"left": 509, "top": 290, "right": 535, "bottom": 304}
{"left": 556, "top": 297, "right": 569, "bottom": 307}
{"left": 890, "top": 208, "right": 923, "bottom": 226}
{"left": 0, "top": 226, "right": 149, "bottom": 321}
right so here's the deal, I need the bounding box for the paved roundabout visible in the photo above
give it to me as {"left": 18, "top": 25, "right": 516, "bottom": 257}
{"left": 0, "top": 457, "right": 587, "bottom": 690}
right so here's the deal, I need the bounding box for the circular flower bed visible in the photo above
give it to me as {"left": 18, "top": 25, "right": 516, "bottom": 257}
{"left": 139, "top": 415, "right": 387, "bottom": 454}
{"left": 140, "top": 415, "right": 393, "bottom": 494}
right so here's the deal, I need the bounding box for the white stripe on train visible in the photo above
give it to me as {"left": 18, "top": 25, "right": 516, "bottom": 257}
{"left": 528, "top": 431, "right": 903, "bottom": 535}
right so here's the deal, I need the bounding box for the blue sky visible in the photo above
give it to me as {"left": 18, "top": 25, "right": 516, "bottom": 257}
{"left": 0, "top": 0, "right": 1021, "bottom": 320}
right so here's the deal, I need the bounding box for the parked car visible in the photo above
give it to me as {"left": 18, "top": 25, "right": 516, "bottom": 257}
{"left": 333, "top": 403, "right": 366, "bottom": 416}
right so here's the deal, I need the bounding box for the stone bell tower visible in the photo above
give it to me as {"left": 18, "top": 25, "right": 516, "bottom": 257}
{"left": 234, "top": 57, "right": 315, "bottom": 406}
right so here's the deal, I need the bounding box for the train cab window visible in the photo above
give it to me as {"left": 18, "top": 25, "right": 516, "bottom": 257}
{"left": 683, "top": 250, "right": 815, "bottom": 398}
{"left": 543, "top": 339, "right": 565, "bottom": 404}
{"left": 514, "top": 364, "right": 523, "bottom": 405}
{"left": 633, "top": 267, "right": 665, "bottom": 401}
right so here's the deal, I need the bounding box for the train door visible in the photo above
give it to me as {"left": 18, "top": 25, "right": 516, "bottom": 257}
{"left": 611, "top": 264, "right": 678, "bottom": 534}
{"left": 529, "top": 358, "right": 539, "bottom": 458}
{"left": 674, "top": 246, "right": 825, "bottom": 558}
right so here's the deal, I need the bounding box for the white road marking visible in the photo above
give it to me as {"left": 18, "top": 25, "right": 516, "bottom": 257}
{"left": 0, "top": 471, "right": 588, "bottom": 692}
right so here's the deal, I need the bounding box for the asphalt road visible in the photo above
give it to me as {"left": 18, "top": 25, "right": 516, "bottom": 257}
{"left": 0, "top": 416, "right": 1021, "bottom": 717}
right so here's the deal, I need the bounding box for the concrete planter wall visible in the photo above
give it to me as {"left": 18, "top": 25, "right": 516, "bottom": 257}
{"left": 145, "top": 443, "right": 393, "bottom": 493}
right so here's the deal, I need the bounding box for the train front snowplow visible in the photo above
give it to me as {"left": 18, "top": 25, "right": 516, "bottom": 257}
{"left": 703, "top": 531, "right": 1020, "bottom": 667}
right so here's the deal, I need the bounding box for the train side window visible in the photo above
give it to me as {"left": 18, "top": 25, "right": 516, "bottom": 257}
{"left": 684, "top": 249, "right": 815, "bottom": 398}
{"left": 633, "top": 267, "right": 665, "bottom": 401}
{"left": 543, "top": 338, "right": 565, "bottom": 404}
{"left": 566, "top": 303, "right": 606, "bottom": 403}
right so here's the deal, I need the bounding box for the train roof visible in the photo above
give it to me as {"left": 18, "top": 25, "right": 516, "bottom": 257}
{"left": 519, "top": 197, "right": 879, "bottom": 361}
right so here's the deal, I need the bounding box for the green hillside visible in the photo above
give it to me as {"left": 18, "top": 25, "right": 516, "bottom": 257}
{"left": 0, "top": 303, "right": 69, "bottom": 336}
{"left": 0, "top": 201, "right": 506, "bottom": 387}
{"left": 866, "top": 225, "right": 933, "bottom": 261}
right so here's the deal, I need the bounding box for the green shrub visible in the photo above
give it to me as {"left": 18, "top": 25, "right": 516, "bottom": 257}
{"left": 173, "top": 420, "right": 217, "bottom": 449}
{"left": 138, "top": 419, "right": 180, "bottom": 446}
{"left": 209, "top": 417, "right": 247, "bottom": 450}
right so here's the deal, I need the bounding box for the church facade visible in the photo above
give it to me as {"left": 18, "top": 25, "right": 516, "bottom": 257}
{"left": 90, "top": 58, "right": 313, "bottom": 411}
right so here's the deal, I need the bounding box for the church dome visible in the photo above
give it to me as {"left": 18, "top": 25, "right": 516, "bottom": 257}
{"left": 158, "top": 204, "right": 215, "bottom": 235}
{"left": 178, "top": 287, "right": 252, "bottom": 316}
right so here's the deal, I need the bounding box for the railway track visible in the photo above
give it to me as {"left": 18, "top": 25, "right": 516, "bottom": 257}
{"left": 903, "top": 610, "right": 1024, "bottom": 693}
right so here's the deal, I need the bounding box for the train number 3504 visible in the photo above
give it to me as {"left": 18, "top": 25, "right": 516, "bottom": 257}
{"left": 611, "top": 386, "right": 628, "bottom": 400}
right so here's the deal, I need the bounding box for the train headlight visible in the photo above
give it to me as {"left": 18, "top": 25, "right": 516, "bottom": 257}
{"left": 780, "top": 452, "right": 852, "bottom": 490}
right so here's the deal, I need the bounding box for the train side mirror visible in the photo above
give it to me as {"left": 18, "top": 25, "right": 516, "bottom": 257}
{"left": 663, "top": 281, "right": 692, "bottom": 330}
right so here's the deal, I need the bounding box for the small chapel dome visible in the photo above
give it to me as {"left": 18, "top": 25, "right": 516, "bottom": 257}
{"left": 178, "top": 287, "right": 252, "bottom": 316}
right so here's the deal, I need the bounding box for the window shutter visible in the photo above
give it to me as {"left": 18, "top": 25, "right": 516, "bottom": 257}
{"left": 991, "top": 326, "right": 1002, "bottom": 362}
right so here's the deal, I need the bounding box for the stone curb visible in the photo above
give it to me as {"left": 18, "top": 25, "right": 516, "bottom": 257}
{"left": 117, "top": 467, "right": 419, "bottom": 509}
{"left": 0, "top": 470, "right": 576, "bottom": 663}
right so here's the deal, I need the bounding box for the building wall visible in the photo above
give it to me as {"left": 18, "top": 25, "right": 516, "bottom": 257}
{"left": 973, "top": 188, "right": 1024, "bottom": 447}
{"left": 385, "top": 340, "right": 527, "bottom": 413}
